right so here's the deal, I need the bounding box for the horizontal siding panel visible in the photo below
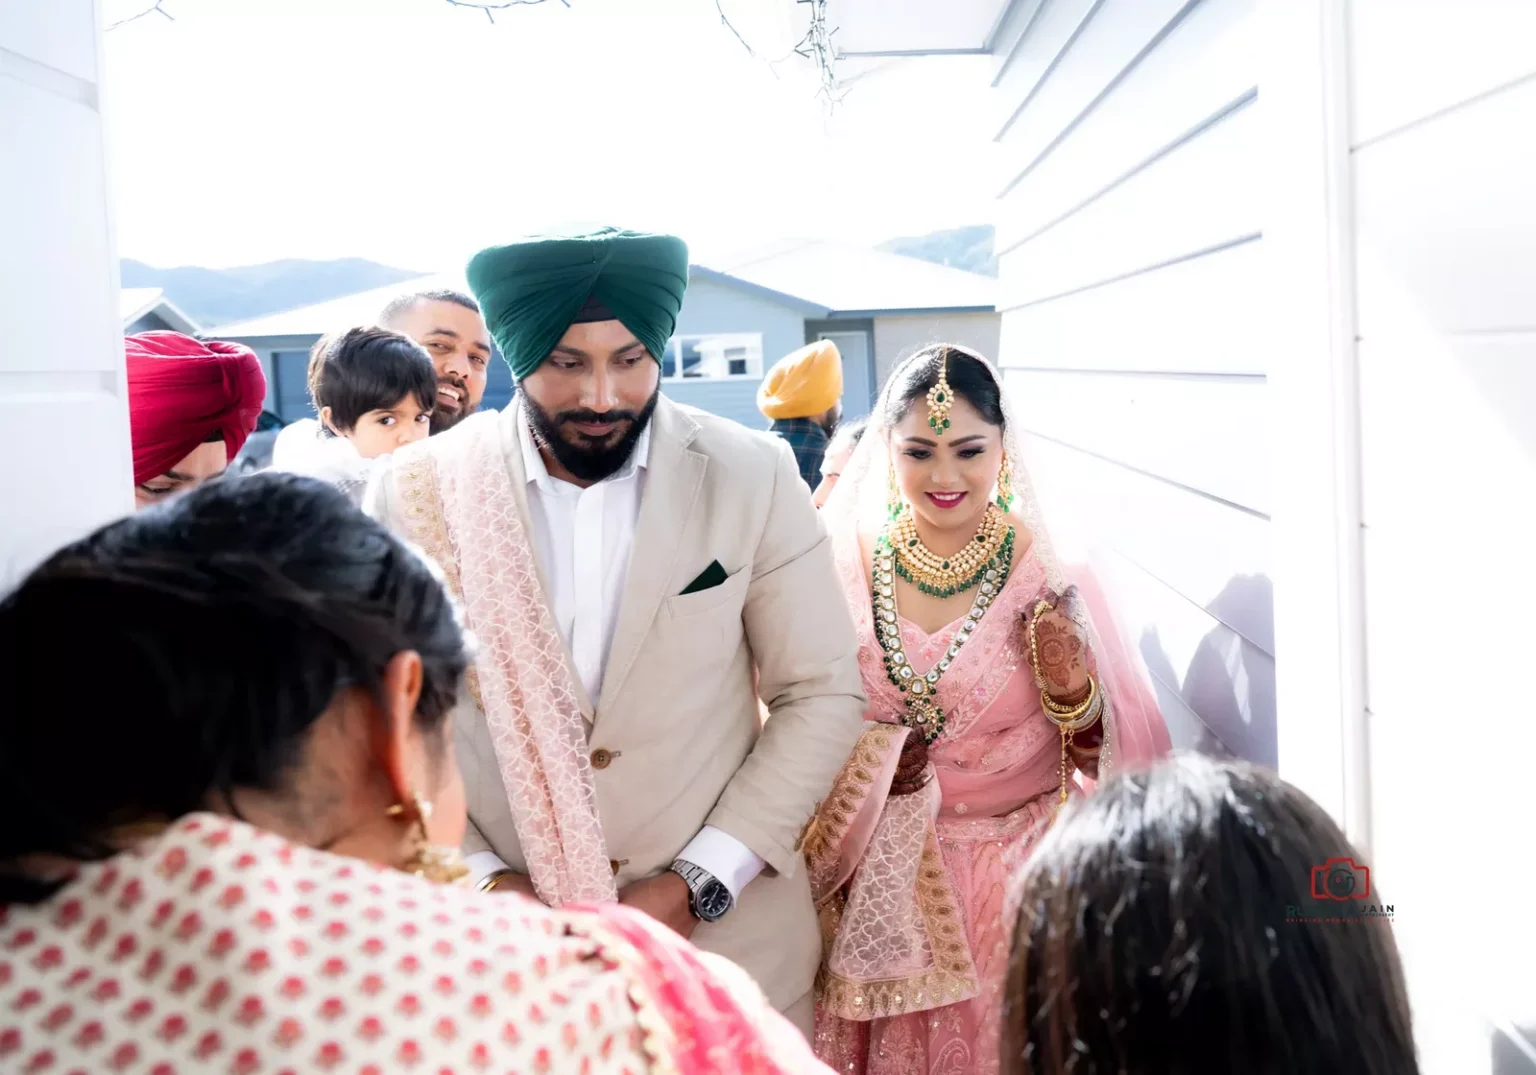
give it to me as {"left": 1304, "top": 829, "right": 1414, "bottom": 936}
{"left": 1354, "top": 77, "right": 1536, "bottom": 336}
{"left": 989, "top": 0, "right": 1048, "bottom": 83}
{"left": 993, "top": 0, "right": 1099, "bottom": 140}
{"left": 1357, "top": 334, "right": 1536, "bottom": 534}
{"left": 997, "top": 0, "right": 1253, "bottom": 246}
{"left": 997, "top": 98, "right": 1259, "bottom": 309}
{"left": 1019, "top": 432, "right": 1273, "bottom": 653}
{"left": 0, "top": 0, "right": 98, "bottom": 84}
{"left": 999, "top": 237, "right": 1263, "bottom": 375}
{"left": 1006, "top": 369, "right": 1269, "bottom": 515}
{"left": 1085, "top": 545, "right": 1276, "bottom": 765}
{"left": 997, "top": 0, "right": 1201, "bottom": 194}
{"left": 1350, "top": 0, "right": 1536, "bottom": 146}
{"left": 1148, "top": 674, "right": 1233, "bottom": 757}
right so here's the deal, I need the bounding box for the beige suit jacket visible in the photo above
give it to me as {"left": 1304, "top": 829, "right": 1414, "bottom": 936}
{"left": 368, "top": 397, "right": 867, "bottom": 1013}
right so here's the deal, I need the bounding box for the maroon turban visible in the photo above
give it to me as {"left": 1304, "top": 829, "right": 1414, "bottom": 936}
{"left": 126, "top": 332, "right": 267, "bottom": 486}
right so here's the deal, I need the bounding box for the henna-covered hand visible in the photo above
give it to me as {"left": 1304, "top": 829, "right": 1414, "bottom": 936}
{"left": 888, "top": 733, "right": 931, "bottom": 797}
{"left": 1024, "top": 584, "right": 1094, "bottom": 704}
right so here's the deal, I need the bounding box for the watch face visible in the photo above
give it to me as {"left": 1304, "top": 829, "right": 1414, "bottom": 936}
{"left": 695, "top": 879, "right": 733, "bottom": 922}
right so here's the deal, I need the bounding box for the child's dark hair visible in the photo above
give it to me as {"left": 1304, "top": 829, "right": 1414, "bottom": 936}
{"left": 881, "top": 344, "right": 1006, "bottom": 430}
{"left": 307, "top": 326, "right": 437, "bottom": 434}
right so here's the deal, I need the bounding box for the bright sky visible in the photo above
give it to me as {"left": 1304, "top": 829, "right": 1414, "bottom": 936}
{"left": 101, "top": 0, "right": 1000, "bottom": 272}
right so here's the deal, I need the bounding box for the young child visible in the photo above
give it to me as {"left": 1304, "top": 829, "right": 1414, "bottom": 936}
{"left": 310, "top": 326, "right": 437, "bottom": 458}
{"left": 270, "top": 326, "right": 437, "bottom": 501}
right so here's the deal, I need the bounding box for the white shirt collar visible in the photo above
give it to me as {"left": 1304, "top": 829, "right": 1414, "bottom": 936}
{"left": 517, "top": 399, "right": 652, "bottom": 492}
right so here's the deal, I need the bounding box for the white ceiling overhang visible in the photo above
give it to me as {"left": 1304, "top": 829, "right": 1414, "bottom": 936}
{"left": 825, "top": 0, "right": 1015, "bottom": 56}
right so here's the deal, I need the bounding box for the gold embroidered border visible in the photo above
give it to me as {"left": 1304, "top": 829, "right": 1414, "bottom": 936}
{"left": 805, "top": 725, "right": 896, "bottom": 900}
{"left": 394, "top": 451, "right": 484, "bottom": 712}
{"left": 818, "top": 965, "right": 979, "bottom": 1022}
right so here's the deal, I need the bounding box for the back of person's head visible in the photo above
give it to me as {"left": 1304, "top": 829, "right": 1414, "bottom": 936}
{"left": 0, "top": 474, "right": 469, "bottom": 903}
{"left": 307, "top": 325, "right": 436, "bottom": 434}
{"left": 1003, "top": 754, "right": 1418, "bottom": 1075}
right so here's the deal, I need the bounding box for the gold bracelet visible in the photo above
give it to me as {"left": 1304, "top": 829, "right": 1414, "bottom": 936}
{"left": 1041, "top": 672, "right": 1097, "bottom": 718}
{"left": 476, "top": 868, "right": 517, "bottom": 893}
{"left": 1042, "top": 678, "right": 1101, "bottom": 734}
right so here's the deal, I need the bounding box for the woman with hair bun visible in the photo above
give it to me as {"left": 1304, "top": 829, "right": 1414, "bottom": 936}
{"left": 0, "top": 474, "right": 828, "bottom": 1075}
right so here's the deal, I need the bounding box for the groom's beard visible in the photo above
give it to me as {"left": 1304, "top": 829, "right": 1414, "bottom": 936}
{"left": 523, "top": 386, "right": 660, "bottom": 483}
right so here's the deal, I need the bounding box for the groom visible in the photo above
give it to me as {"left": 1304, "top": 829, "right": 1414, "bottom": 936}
{"left": 366, "top": 227, "right": 866, "bottom": 1033}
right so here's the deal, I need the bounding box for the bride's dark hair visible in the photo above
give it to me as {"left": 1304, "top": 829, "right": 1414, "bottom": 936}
{"left": 880, "top": 345, "right": 1006, "bottom": 429}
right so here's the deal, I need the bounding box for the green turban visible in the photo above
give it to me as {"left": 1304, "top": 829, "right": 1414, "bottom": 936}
{"left": 466, "top": 226, "right": 690, "bottom": 380}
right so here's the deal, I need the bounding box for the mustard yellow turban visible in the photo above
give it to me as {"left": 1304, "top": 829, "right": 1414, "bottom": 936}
{"left": 757, "top": 340, "right": 844, "bottom": 420}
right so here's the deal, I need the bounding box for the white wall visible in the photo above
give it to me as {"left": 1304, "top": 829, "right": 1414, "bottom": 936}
{"left": 989, "top": 0, "right": 1274, "bottom": 764}
{"left": 1266, "top": 2, "right": 1536, "bottom": 1072}
{"left": 0, "top": 0, "right": 131, "bottom": 581}
{"left": 1348, "top": 2, "right": 1535, "bottom": 1069}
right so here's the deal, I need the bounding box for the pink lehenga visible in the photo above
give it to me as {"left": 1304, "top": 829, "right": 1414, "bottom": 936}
{"left": 808, "top": 351, "right": 1170, "bottom": 1075}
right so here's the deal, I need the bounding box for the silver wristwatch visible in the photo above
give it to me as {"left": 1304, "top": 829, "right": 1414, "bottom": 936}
{"left": 669, "top": 858, "right": 734, "bottom": 923}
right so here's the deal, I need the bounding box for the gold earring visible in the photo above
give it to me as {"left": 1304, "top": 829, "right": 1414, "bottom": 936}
{"left": 996, "top": 450, "right": 1014, "bottom": 511}
{"left": 926, "top": 354, "right": 953, "bottom": 435}
{"left": 388, "top": 793, "right": 469, "bottom": 887}
{"left": 887, "top": 462, "right": 904, "bottom": 521}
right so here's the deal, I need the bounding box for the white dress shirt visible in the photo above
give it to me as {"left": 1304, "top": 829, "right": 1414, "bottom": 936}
{"left": 467, "top": 406, "right": 764, "bottom": 901}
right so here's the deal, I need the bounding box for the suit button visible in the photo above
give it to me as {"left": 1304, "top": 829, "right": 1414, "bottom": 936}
{"left": 590, "top": 748, "right": 613, "bottom": 770}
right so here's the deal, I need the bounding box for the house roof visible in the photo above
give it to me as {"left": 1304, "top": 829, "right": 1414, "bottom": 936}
{"left": 210, "top": 273, "right": 465, "bottom": 339}
{"left": 208, "top": 241, "right": 995, "bottom": 342}
{"left": 701, "top": 239, "right": 996, "bottom": 317}
{"left": 120, "top": 287, "right": 200, "bottom": 334}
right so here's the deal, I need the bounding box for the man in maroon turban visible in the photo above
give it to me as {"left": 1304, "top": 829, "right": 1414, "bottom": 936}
{"left": 126, "top": 331, "right": 267, "bottom": 510}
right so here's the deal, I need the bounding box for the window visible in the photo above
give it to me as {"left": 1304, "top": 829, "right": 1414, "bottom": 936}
{"left": 662, "top": 333, "right": 764, "bottom": 380}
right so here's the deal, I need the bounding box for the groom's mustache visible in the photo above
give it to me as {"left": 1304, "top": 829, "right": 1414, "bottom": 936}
{"left": 558, "top": 408, "right": 640, "bottom": 427}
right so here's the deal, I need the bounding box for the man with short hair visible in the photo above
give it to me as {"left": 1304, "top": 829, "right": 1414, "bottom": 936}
{"left": 377, "top": 288, "right": 493, "bottom": 433}
{"left": 272, "top": 288, "right": 494, "bottom": 469}
{"left": 366, "top": 226, "right": 866, "bottom": 1037}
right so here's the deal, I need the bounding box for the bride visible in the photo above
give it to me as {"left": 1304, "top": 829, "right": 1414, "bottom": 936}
{"left": 808, "top": 345, "right": 1171, "bottom": 1074}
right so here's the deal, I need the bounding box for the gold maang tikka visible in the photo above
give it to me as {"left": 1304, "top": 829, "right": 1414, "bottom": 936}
{"left": 926, "top": 353, "right": 953, "bottom": 435}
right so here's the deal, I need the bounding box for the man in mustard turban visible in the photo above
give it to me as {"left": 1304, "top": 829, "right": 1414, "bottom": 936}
{"left": 366, "top": 227, "right": 866, "bottom": 1037}
{"left": 757, "top": 339, "right": 845, "bottom": 489}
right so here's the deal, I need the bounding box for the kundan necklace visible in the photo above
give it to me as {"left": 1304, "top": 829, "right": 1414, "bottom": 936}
{"left": 873, "top": 514, "right": 1016, "bottom": 743}
{"left": 889, "top": 502, "right": 1012, "bottom": 598}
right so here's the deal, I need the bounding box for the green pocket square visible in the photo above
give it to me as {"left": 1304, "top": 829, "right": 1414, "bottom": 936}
{"left": 680, "top": 560, "right": 728, "bottom": 596}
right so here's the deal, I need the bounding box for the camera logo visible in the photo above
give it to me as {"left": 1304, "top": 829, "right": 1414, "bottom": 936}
{"left": 1310, "top": 856, "right": 1371, "bottom": 902}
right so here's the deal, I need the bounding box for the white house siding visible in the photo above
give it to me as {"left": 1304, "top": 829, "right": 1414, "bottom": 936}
{"left": 0, "top": 0, "right": 131, "bottom": 581}
{"left": 1342, "top": 2, "right": 1536, "bottom": 1068}
{"left": 871, "top": 311, "right": 1002, "bottom": 393}
{"left": 990, "top": 0, "right": 1272, "bottom": 763}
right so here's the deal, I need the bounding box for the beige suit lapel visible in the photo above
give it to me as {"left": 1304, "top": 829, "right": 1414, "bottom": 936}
{"left": 492, "top": 404, "right": 597, "bottom": 726}
{"left": 595, "top": 397, "right": 706, "bottom": 722}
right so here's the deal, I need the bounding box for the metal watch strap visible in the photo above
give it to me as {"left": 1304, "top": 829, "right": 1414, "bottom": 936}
{"left": 670, "top": 859, "right": 717, "bottom": 918}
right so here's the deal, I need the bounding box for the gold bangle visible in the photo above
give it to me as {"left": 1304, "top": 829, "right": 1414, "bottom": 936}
{"left": 1042, "top": 673, "right": 1097, "bottom": 718}
{"left": 1042, "top": 679, "right": 1101, "bottom": 734}
{"left": 477, "top": 868, "right": 517, "bottom": 893}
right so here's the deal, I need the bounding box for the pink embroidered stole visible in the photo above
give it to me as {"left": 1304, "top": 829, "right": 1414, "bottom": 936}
{"left": 390, "top": 415, "right": 616, "bottom": 906}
